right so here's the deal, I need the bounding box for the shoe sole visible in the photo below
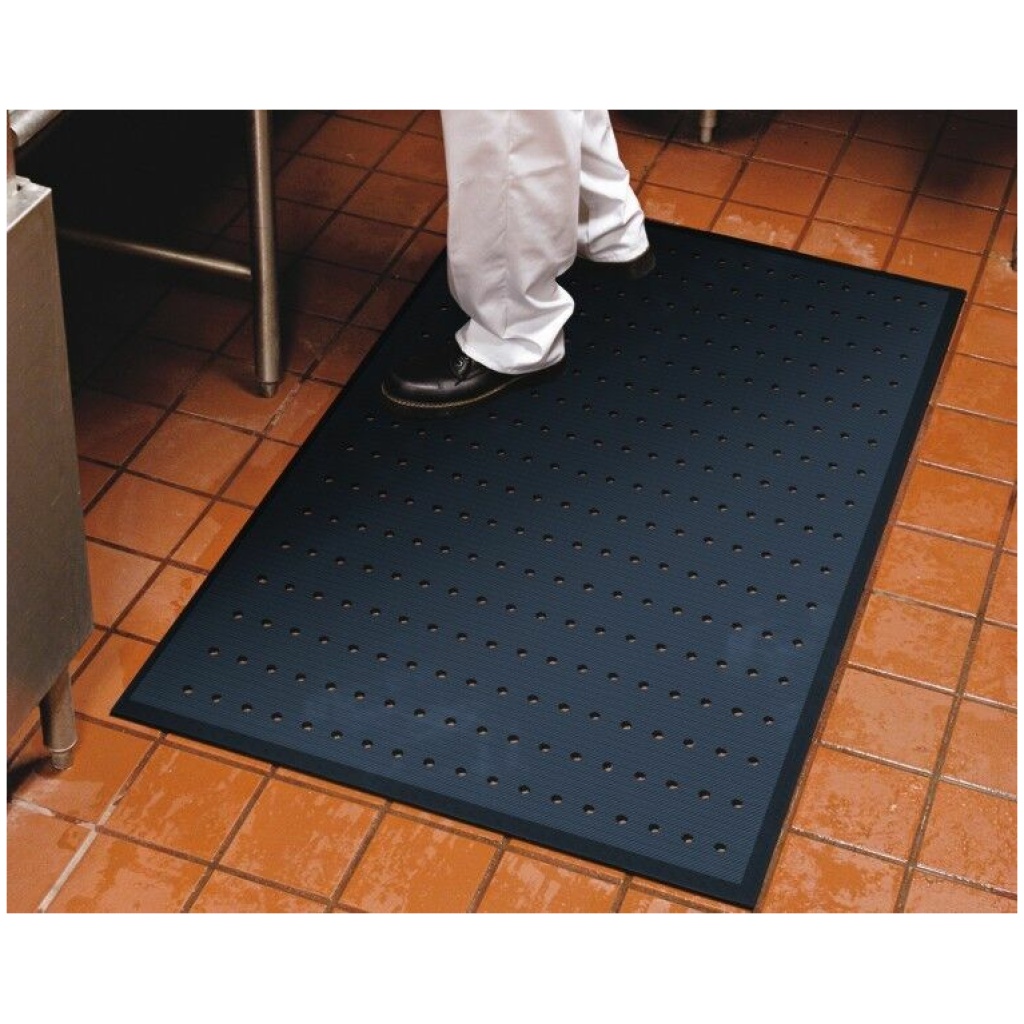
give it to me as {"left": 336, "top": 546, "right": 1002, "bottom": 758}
{"left": 381, "top": 361, "right": 564, "bottom": 417}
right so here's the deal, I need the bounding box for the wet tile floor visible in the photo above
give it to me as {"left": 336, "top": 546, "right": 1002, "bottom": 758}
{"left": 8, "top": 110, "right": 1016, "bottom": 916}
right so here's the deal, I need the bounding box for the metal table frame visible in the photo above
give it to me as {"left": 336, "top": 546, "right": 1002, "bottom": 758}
{"left": 9, "top": 110, "right": 282, "bottom": 395}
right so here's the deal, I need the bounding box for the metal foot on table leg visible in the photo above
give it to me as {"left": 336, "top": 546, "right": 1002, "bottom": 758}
{"left": 40, "top": 670, "right": 77, "bottom": 771}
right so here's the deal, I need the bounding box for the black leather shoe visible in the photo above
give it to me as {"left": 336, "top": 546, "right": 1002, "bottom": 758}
{"left": 382, "top": 339, "right": 561, "bottom": 415}
{"left": 579, "top": 245, "right": 656, "bottom": 280}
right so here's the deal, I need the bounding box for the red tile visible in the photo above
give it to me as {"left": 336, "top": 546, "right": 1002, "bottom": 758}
{"left": 78, "top": 459, "right": 115, "bottom": 508}
{"left": 873, "top": 526, "right": 993, "bottom": 614}
{"left": 225, "top": 197, "right": 334, "bottom": 256}
{"left": 87, "top": 336, "right": 211, "bottom": 407}
{"left": 917, "top": 781, "right": 1016, "bottom": 891}
{"left": 220, "top": 779, "right": 379, "bottom": 896}
{"left": 105, "top": 744, "right": 263, "bottom": 860}
{"left": 902, "top": 196, "right": 998, "bottom": 253}
{"left": 73, "top": 389, "right": 163, "bottom": 466}
{"left": 896, "top": 463, "right": 1012, "bottom": 545}
{"left": 274, "top": 154, "right": 366, "bottom": 209}
{"left": 647, "top": 143, "right": 743, "bottom": 197}
{"left": 799, "top": 222, "right": 893, "bottom": 269}
{"left": 821, "top": 667, "right": 952, "bottom": 771}
{"left": 815, "top": 178, "right": 910, "bottom": 234}
{"left": 849, "top": 593, "right": 973, "bottom": 689}
{"left": 974, "top": 242, "right": 1019, "bottom": 311}
{"left": 84, "top": 541, "right": 160, "bottom": 628}
{"left": 790, "top": 746, "right": 929, "bottom": 859}
{"left": 943, "top": 699, "right": 1017, "bottom": 794}
{"left": 615, "top": 132, "right": 667, "bottom": 182}
{"left": 118, "top": 564, "right": 205, "bottom": 642}
{"left": 221, "top": 437, "right": 298, "bottom": 507}
{"left": 619, "top": 888, "right": 702, "bottom": 913}
{"left": 7, "top": 718, "right": 154, "bottom": 823}
{"left": 937, "top": 115, "right": 1016, "bottom": 168}
{"left": 128, "top": 413, "right": 257, "bottom": 494}
{"left": 303, "top": 116, "right": 402, "bottom": 167}
{"left": 340, "top": 814, "right": 497, "bottom": 912}
{"left": 919, "top": 156, "right": 1014, "bottom": 210}
{"left": 886, "top": 240, "right": 982, "bottom": 293}
{"left": 343, "top": 173, "right": 446, "bottom": 228}
{"left": 836, "top": 139, "right": 928, "bottom": 190}
{"left": 266, "top": 378, "right": 340, "bottom": 445}
{"left": 390, "top": 230, "right": 446, "bottom": 282}
{"left": 904, "top": 871, "right": 1017, "bottom": 912}
{"left": 729, "top": 161, "right": 826, "bottom": 216}
{"left": 141, "top": 287, "right": 251, "bottom": 351}
{"left": 985, "top": 551, "right": 1016, "bottom": 626}
{"left": 477, "top": 849, "right": 621, "bottom": 913}
{"left": 7, "top": 802, "right": 92, "bottom": 913}
{"left": 312, "top": 325, "right": 381, "bottom": 386}
{"left": 378, "top": 131, "right": 447, "bottom": 184}
{"left": 179, "top": 357, "right": 298, "bottom": 431}
{"left": 351, "top": 111, "right": 422, "bottom": 130}
{"left": 855, "top": 111, "right": 946, "bottom": 151}
{"left": 781, "top": 111, "right": 859, "bottom": 135}
{"left": 85, "top": 473, "right": 210, "bottom": 559}
{"left": 753, "top": 121, "right": 846, "bottom": 173}
{"left": 956, "top": 304, "right": 1017, "bottom": 365}
{"left": 636, "top": 184, "right": 722, "bottom": 230}
{"left": 352, "top": 277, "right": 418, "bottom": 331}
{"left": 171, "top": 501, "right": 251, "bottom": 571}
{"left": 70, "top": 632, "right": 157, "bottom": 728}
{"left": 964, "top": 624, "right": 1017, "bottom": 706}
{"left": 190, "top": 871, "right": 327, "bottom": 912}
{"left": 224, "top": 310, "right": 343, "bottom": 376}
{"left": 916, "top": 407, "right": 1016, "bottom": 482}
{"left": 307, "top": 212, "right": 414, "bottom": 273}
{"left": 47, "top": 833, "right": 206, "bottom": 912}
{"left": 283, "top": 258, "right": 378, "bottom": 322}
{"left": 760, "top": 833, "right": 903, "bottom": 912}
{"left": 714, "top": 203, "right": 806, "bottom": 249}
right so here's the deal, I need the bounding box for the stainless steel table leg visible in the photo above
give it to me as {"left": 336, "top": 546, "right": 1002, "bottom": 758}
{"left": 249, "top": 111, "right": 282, "bottom": 397}
{"left": 699, "top": 110, "right": 717, "bottom": 144}
{"left": 39, "top": 670, "right": 77, "bottom": 771}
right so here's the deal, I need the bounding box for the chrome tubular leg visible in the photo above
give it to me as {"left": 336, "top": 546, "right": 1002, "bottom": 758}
{"left": 40, "top": 670, "right": 77, "bottom": 771}
{"left": 249, "top": 110, "right": 282, "bottom": 397}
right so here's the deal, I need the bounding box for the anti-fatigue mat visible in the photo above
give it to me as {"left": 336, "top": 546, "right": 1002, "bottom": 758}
{"left": 113, "top": 223, "right": 963, "bottom": 907}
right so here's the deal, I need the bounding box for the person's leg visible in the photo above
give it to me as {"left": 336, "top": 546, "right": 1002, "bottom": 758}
{"left": 441, "top": 109, "right": 583, "bottom": 374}
{"left": 576, "top": 110, "right": 651, "bottom": 267}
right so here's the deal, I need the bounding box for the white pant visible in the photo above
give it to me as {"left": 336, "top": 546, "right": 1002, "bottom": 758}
{"left": 441, "top": 110, "right": 650, "bottom": 374}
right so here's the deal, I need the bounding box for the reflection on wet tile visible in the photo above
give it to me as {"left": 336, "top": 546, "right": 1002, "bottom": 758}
{"left": 48, "top": 833, "right": 206, "bottom": 913}
{"left": 477, "top": 850, "right": 620, "bottom": 913}
{"left": 7, "top": 803, "right": 92, "bottom": 913}
{"left": 341, "top": 814, "right": 496, "bottom": 912}
{"left": 821, "top": 667, "right": 952, "bottom": 771}
{"left": 105, "top": 745, "right": 263, "bottom": 860}
{"left": 790, "top": 747, "right": 929, "bottom": 859}
{"left": 220, "top": 779, "right": 379, "bottom": 896}
{"left": 190, "top": 871, "right": 327, "bottom": 912}
{"left": 760, "top": 833, "right": 903, "bottom": 912}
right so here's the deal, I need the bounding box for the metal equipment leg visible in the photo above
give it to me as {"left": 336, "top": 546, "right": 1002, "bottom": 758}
{"left": 249, "top": 111, "right": 282, "bottom": 397}
{"left": 699, "top": 110, "right": 717, "bottom": 144}
{"left": 39, "top": 670, "right": 77, "bottom": 771}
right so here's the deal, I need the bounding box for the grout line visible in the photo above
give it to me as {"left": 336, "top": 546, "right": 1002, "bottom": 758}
{"left": 893, "top": 487, "right": 1018, "bottom": 909}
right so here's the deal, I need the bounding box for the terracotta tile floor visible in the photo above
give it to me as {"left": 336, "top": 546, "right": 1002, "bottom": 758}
{"left": 8, "top": 110, "right": 1016, "bottom": 914}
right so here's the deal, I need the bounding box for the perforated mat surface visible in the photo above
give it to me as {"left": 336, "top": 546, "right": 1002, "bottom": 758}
{"left": 113, "top": 223, "right": 963, "bottom": 906}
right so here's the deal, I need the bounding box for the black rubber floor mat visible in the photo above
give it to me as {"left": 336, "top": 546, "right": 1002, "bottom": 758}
{"left": 113, "top": 223, "right": 963, "bottom": 907}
